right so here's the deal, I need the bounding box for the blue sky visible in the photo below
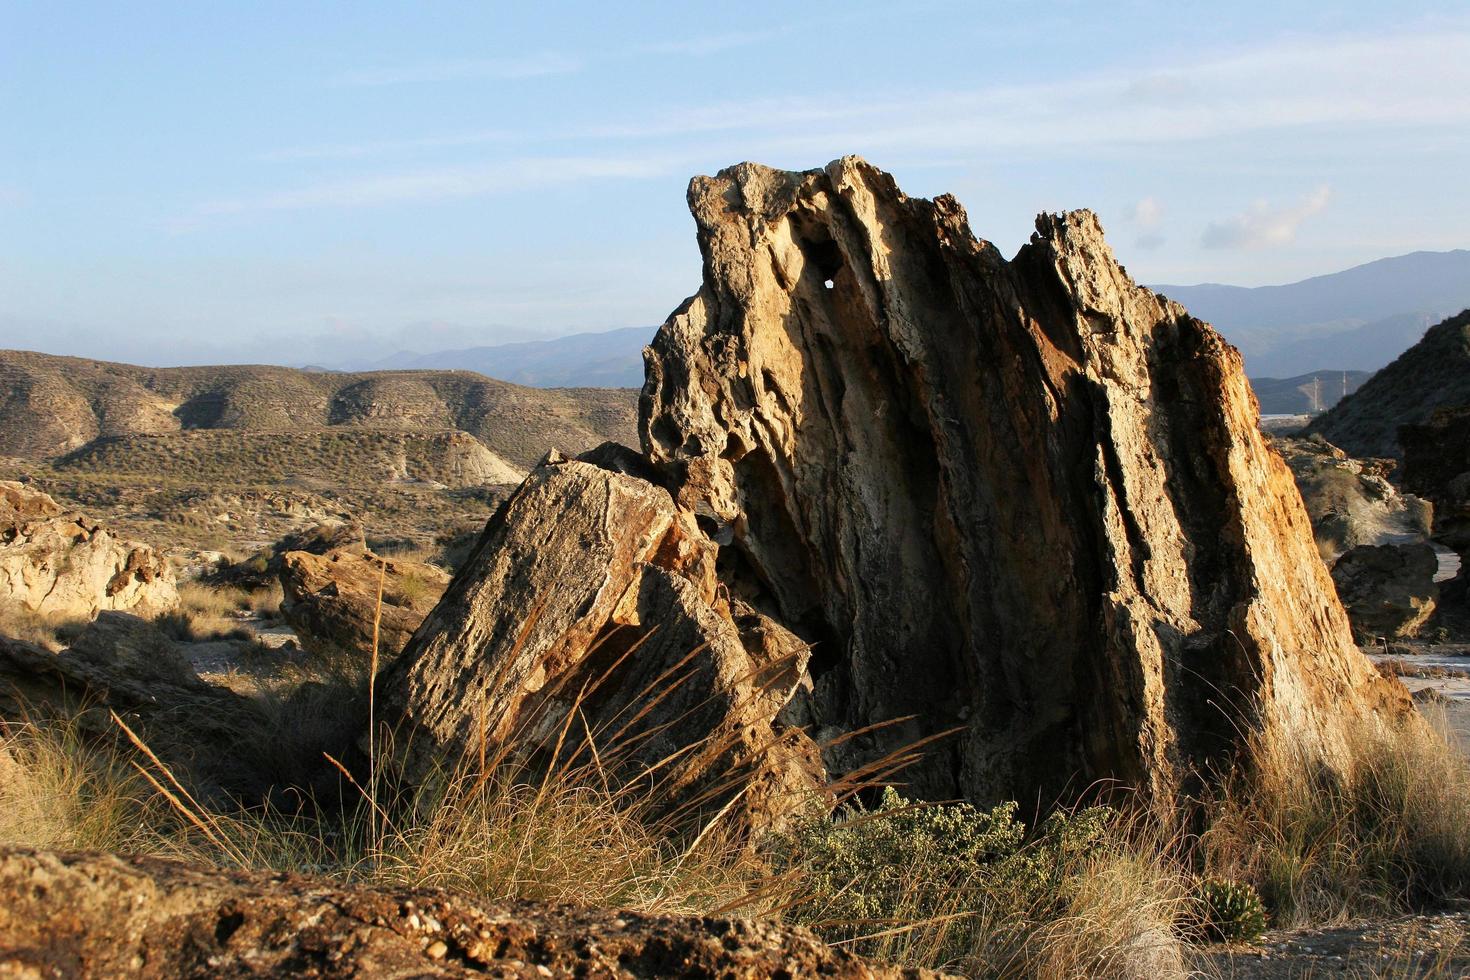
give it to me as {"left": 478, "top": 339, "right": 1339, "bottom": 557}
{"left": 1, "top": 1, "right": 1467, "bottom": 365}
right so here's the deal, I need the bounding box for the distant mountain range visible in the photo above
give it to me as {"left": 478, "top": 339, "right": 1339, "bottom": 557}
{"left": 343, "top": 251, "right": 1470, "bottom": 401}
{"left": 350, "top": 326, "right": 653, "bottom": 388}
{"left": 1152, "top": 249, "right": 1470, "bottom": 379}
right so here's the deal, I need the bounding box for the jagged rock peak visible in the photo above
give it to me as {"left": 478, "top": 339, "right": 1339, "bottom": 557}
{"left": 640, "top": 156, "right": 1409, "bottom": 808}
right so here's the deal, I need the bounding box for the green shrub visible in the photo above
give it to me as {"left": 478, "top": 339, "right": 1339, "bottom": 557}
{"left": 1188, "top": 877, "right": 1267, "bottom": 943}
{"left": 770, "top": 787, "right": 1126, "bottom": 970}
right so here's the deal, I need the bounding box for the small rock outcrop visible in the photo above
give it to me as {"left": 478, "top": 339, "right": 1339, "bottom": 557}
{"left": 0, "top": 845, "right": 930, "bottom": 979}
{"left": 376, "top": 450, "right": 823, "bottom": 834}
{"left": 0, "top": 481, "right": 178, "bottom": 620}
{"left": 1308, "top": 309, "right": 1470, "bottom": 459}
{"left": 380, "top": 158, "right": 1409, "bottom": 828}
{"left": 1272, "top": 435, "right": 1439, "bottom": 638}
{"left": 1330, "top": 543, "right": 1441, "bottom": 640}
{"left": 1272, "top": 436, "right": 1432, "bottom": 562}
{"left": 279, "top": 548, "right": 451, "bottom": 659}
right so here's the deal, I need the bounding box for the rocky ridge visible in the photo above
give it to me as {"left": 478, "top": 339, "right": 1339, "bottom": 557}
{"left": 0, "top": 349, "right": 637, "bottom": 470}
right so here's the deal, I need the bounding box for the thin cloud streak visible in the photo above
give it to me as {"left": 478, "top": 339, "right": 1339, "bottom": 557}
{"left": 1201, "top": 185, "right": 1332, "bottom": 249}
{"left": 330, "top": 52, "right": 581, "bottom": 86}
{"left": 258, "top": 130, "right": 521, "bottom": 162}
{"left": 176, "top": 155, "right": 685, "bottom": 227}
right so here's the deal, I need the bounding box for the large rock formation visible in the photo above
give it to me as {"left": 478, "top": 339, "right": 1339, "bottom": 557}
{"left": 381, "top": 158, "right": 1408, "bottom": 827}
{"left": 280, "top": 547, "right": 451, "bottom": 659}
{"left": 639, "top": 158, "right": 1406, "bottom": 806}
{"left": 0, "top": 481, "right": 177, "bottom": 620}
{"left": 1307, "top": 309, "right": 1470, "bottom": 459}
{"left": 0, "top": 845, "right": 930, "bottom": 979}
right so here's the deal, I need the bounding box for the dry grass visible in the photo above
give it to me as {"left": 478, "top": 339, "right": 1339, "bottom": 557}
{"left": 156, "top": 581, "right": 282, "bottom": 641}
{"left": 1200, "top": 709, "right": 1470, "bottom": 928}
{"left": 0, "top": 716, "right": 173, "bottom": 853}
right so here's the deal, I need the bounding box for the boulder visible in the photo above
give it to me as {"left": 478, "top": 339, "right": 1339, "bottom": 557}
{"left": 0, "top": 845, "right": 932, "bottom": 979}
{"left": 0, "top": 481, "right": 177, "bottom": 620}
{"left": 375, "top": 451, "right": 823, "bottom": 836}
{"left": 639, "top": 157, "right": 1408, "bottom": 808}
{"left": 1330, "top": 543, "right": 1440, "bottom": 640}
{"left": 1271, "top": 436, "right": 1440, "bottom": 638}
{"left": 279, "top": 547, "right": 450, "bottom": 659}
{"left": 1272, "top": 435, "right": 1433, "bottom": 563}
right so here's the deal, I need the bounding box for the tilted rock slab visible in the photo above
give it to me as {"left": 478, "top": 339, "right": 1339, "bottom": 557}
{"left": 280, "top": 547, "right": 451, "bottom": 660}
{"left": 0, "top": 845, "right": 935, "bottom": 979}
{"left": 640, "top": 157, "right": 1409, "bottom": 806}
{"left": 0, "top": 481, "right": 177, "bottom": 620}
{"left": 376, "top": 449, "right": 822, "bottom": 833}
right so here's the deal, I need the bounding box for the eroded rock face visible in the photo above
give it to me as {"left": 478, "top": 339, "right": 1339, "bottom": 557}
{"left": 1272, "top": 436, "right": 1439, "bottom": 638}
{"left": 639, "top": 157, "right": 1407, "bottom": 807}
{"left": 280, "top": 547, "right": 451, "bottom": 659}
{"left": 375, "top": 450, "right": 823, "bottom": 834}
{"left": 0, "top": 845, "right": 931, "bottom": 979}
{"left": 0, "top": 481, "right": 178, "bottom": 620}
{"left": 1272, "top": 436, "right": 1433, "bottom": 563}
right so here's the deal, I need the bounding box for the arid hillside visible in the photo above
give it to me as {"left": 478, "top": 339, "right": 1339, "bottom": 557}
{"left": 1306, "top": 309, "right": 1470, "bottom": 459}
{"left": 0, "top": 350, "right": 638, "bottom": 469}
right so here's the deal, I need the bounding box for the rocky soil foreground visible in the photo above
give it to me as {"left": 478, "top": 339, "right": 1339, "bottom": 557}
{"left": 0, "top": 845, "right": 933, "bottom": 979}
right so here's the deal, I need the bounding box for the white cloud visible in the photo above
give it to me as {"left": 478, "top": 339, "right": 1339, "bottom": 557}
{"left": 1201, "top": 185, "right": 1332, "bottom": 249}
{"left": 1128, "top": 197, "right": 1163, "bottom": 228}
{"left": 330, "top": 52, "right": 580, "bottom": 87}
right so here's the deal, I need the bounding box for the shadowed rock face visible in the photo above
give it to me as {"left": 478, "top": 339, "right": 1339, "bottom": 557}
{"left": 0, "top": 845, "right": 934, "bottom": 979}
{"left": 640, "top": 157, "right": 1408, "bottom": 807}
{"left": 1403, "top": 407, "right": 1470, "bottom": 624}
{"left": 279, "top": 548, "right": 451, "bottom": 660}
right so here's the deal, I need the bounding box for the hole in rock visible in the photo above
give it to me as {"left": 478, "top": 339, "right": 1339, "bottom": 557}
{"left": 824, "top": 279, "right": 835, "bottom": 290}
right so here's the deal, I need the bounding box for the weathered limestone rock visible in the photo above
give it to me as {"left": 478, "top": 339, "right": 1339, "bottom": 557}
{"left": 279, "top": 547, "right": 450, "bottom": 659}
{"left": 1272, "top": 436, "right": 1439, "bottom": 638}
{"left": 1272, "top": 435, "right": 1433, "bottom": 563}
{"left": 0, "top": 481, "right": 177, "bottom": 620}
{"left": 375, "top": 451, "right": 823, "bottom": 834}
{"left": 1330, "top": 543, "right": 1440, "bottom": 640}
{"left": 640, "top": 157, "right": 1409, "bottom": 807}
{"left": 0, "top": 845, "right": 933, "bottom": 979}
